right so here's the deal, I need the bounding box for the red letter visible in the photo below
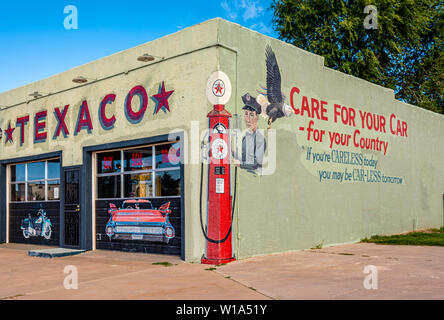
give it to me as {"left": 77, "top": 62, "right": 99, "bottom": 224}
{"left": 390, "top": 114, "right": 396, "bottom": 135}
{"left": 290, "top": 87, "right": 300, "bottom": 114}
{"left": 301, "top": 96, "right": 311, "bottom": 117}
{"left": 34, "top": 111, "right": 47, "bottom": 143}
{"left": 334, "top": 104, "right": 341, "bottom": 123}
{"left": 320, "top": 101, "right": 328, "bottom": 121}
{"left": 99, "top": 94, "right": 116, "bottom": 130}
{"left": 402, "top": 121, "right": 408, "bottom": 137}
{"left": 125, "top": 85, "right": 148, "bottom": 124}
{"left": 16, "top": 115, "right": 30, "bottom": 146}
{"left": 353, "top": 129, "right": 360, "bottom": 147}
{"left": 53, "top": 105, "right": 70, "bottom": 139}
{"left": 311, "top": 98, "right": 320, "bottom": 119}
{"left": 75, "top": 100, "right": 93, "bottom": 135}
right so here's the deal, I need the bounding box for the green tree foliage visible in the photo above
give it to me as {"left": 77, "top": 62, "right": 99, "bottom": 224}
{"left": 270, "top": 0, "right": 443, "bottom": 114}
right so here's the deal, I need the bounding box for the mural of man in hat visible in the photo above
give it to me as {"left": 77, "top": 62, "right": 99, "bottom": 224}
{"left": 232, "top": 93, "right": 267, "bottom": 174}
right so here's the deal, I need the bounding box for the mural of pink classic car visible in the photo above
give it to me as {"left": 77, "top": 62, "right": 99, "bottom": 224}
{"left": 105, "top": 199, "right": 175, "bottom": 243}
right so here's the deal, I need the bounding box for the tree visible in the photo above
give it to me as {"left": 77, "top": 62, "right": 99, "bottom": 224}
{"left": 270, "top": 0, "right": 443, "bottom": 114}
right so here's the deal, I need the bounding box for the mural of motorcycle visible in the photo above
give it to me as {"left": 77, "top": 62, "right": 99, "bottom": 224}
{"left": 20, "top": 207, "right": 53, "bottom": 240}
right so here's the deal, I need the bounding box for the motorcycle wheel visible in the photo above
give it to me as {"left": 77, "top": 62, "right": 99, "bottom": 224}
{"left": 43, "top": 224, "right": 52, "bottom": 240}
{"left": 23, "top": 229, "right": 30, "bottom": 239}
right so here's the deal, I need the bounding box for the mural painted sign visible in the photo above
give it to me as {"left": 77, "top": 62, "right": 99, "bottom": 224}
{"left": 3, "top": 82, "right": 174, "bottom": 145}
{"left": 240, "top": 45, "right": 409, "bottom": 184}
{"left": 235, "top": 47, "right": 295, "bottom": 174}
{"left": 291, "top": 87, "right": 408, "bottom": 185}
{"left": 289, "top": 92, "right": 408, "bottom": 155}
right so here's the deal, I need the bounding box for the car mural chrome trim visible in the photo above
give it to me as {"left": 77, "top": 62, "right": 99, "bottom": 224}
{"left": 105, "top": 199, "right": 175, "bottom": 244}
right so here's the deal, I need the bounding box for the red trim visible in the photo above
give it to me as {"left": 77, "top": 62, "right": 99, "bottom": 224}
{"left": 207, "top": 104, "right": 232, "bottom": 118}
{"left": 201, "top": 257, "right": 236, "bottom": 265}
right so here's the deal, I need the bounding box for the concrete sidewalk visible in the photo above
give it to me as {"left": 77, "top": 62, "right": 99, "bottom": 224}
{"left": 0, "top": 243, "right": 443, "bottom": 300}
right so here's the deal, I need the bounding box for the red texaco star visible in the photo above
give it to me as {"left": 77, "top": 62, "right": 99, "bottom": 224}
{"left": 214, "top": 83, "right": 223, "bottom": 94}
{"left": 4, "top": 122, "right": 15, "bottom": 144}
{"left": 152, "top": 82, "right": 174, "bottom": 114}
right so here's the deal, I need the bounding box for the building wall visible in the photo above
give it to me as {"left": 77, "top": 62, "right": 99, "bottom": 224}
{"left": 217, "top": 19, "right": 444, "bottom": 259}
{"left": 1, "top": 18, "right": 443, "bottom": 262}
{"left": 0, "top": 19, "right": 223, "bottom": 261}
{"left": 0, "top": 20, "right": 219, "bottom": 167}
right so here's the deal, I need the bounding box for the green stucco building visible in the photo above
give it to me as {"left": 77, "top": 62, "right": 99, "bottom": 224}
{"left": 1, "top": 18, "right": 443, "bottom": 262}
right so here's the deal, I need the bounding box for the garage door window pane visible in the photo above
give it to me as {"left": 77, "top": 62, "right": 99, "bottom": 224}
{"left": 155, "top": 143, "right": 180, "bottom": 169}
{"left": 47, "top": 159, "right": 60, "bottom": 179}
{"left": 155, "top": 170, "right": 180, "bottom": 196}
{"left": 48, "top": 180, "right": 61, "bottom": 200}
{"left": 97, "top": 175, "right": 121, "bottom": 199}
{"left": 28, "top": 162, "right": 45, "bottom": 180}
{"left": 11, "top": 183, "right": 25, "bottom": 202}
{"left": 97, "top": 151, "right": 121, "bottom": 174}
{"left": 28, "top": 181, "right": 45, "bottom": 201}
{"left": 11, "top": 164, "right": 25, "bottom": 182}
{"left": 124, "top": 173, "right": 152, "bottom": 198}
{"left": 124, "top": 148, "right": 153, "bottom": 172}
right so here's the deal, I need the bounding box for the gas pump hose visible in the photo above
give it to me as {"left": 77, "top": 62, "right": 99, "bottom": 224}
{"left": 199, "top": 161, "right": 237, "bottom": 244}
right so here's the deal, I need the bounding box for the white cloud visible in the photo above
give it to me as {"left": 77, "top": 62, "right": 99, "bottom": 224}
{"left": 241, "top": 0, "right": 264, "bottom": 21}
{"left": 221, "top": 0, "right": 265, "bottom": 22}
{"left": 221, "top": 1, "right": 238, "bottom": 20}
{"left": 250, "top": 22, "right": 272, "bottom": 35}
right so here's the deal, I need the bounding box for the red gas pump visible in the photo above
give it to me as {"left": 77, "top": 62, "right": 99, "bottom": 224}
{"left": 201, "top": 72, "right": 236, "bottom": 265}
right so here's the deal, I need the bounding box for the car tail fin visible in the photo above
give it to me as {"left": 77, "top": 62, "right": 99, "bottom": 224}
{"left": 109, "top": 203, "right": 117, "bottom": 215}
{"left": 159, "top": 202, "right": 171, "bottom": 215}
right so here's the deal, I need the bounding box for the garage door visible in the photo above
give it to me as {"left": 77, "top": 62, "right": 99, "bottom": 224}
{"left": 8, "top": 159, "right": 61, "bottom": 246}
{"left": 94, "top": 142, "right": 182, "bottom": 255}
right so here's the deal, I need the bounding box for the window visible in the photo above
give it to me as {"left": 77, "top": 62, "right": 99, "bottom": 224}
{"left": 11, "top": 164, "right": 25, "bottom": 182}
{"left": 10, "top": 159, "right": 61, "bottom": 202}
{"left": 97, "top": 151, "right": 121, "bottom": 174}
{"left": 97, "top": 175, "right": 121, "bottom": 199}
{"left": 124, "top": 148, "right": 152, "bottom": 172}
{"left": 155, "top": 170, "right": 180, "bottom": 196}
{"left": 155, "top": 143, "right": 181, "bottom": 169}
{"left": 96, "top": 142, "right": 180, "bottom": 199}
{"left": 124, "top": 173, "right": 152, "bottom": 198}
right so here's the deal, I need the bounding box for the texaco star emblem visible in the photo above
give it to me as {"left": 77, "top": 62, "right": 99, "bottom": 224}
{"left": 212, "top": 79, "right": 225, "bottom": 97}
{"left": 211, "top": 138, "right": 228, "bottom": 160}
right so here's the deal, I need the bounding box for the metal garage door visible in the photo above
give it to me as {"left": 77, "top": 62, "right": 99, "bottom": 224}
{"left": 8, "top": 159, "right": 61, "bottom": 246}
{"left": 94, "top": 142, "right": 182, "bottom": 255}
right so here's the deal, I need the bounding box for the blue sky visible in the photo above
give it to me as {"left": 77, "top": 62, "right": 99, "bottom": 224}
{"left": 0, "top": 0, "right": 277, "bottom": 93}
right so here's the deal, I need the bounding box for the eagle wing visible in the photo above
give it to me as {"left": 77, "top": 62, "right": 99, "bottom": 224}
{"left": 265, "top": 45, "right": 283, "bottom": 104}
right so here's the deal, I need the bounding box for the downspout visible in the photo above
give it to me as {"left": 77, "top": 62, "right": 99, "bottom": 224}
{"left": 216, "top": 21, "right": 241, "bottom": 260}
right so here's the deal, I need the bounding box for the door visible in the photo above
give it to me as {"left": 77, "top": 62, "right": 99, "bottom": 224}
{"left": 63, "top": 169, "right": 80, "bottom": 247}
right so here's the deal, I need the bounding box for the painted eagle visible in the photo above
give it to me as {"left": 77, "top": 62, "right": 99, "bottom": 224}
{"left": 257, "top": 45, "right": 292, "bottom": 129}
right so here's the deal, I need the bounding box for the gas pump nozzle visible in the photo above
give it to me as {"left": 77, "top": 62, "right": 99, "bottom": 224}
{"left": 201, "top": 130, "right": 209, "bottom": 162}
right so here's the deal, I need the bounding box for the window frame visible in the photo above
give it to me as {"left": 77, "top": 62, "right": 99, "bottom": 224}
{"left": 9, "top": 158, "right": 61, "bottom": 203}
{"left": 95, "top": 141, "right": 181, "bottom": 200}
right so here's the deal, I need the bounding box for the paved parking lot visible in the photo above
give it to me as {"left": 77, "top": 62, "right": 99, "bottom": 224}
{"left": 0, "top": 242, "right": 443, "bottom": 300}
